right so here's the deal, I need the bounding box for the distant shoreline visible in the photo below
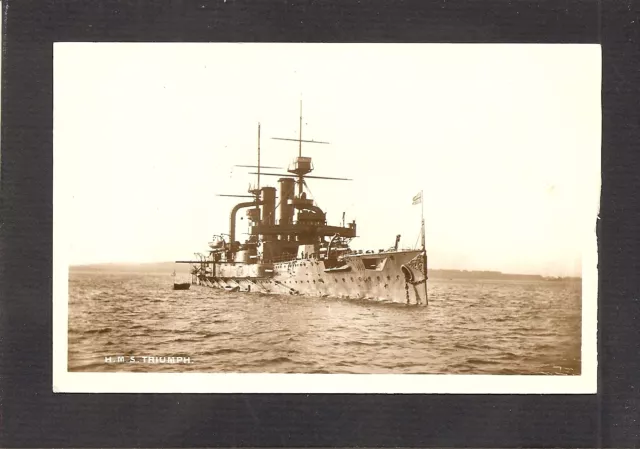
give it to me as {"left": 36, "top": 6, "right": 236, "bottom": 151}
{"left": 69, "top": 262, "right": 581, "bottom": 282}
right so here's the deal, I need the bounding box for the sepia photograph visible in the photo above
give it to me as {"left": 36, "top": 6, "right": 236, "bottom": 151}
{"left": 52, "top": 42, "right": 600, "bottom": 393}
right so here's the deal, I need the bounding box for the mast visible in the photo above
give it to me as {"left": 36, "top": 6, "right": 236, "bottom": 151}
{"left": 298, "top": 100, "right": 303, "bottom": 195}
{"left": 298, "top": 100, "right": 303, "bottom": 158}
{"left": 268, "top": 103, "right": 346, "bottom": 199}
{"left": 255, "top": 123, "right": 261, "bottom": 238}
{"left": 257, "top": 122, "right": 261, "bottom": 192}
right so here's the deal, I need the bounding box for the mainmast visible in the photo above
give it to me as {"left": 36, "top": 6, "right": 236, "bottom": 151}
{"left": 257, "top": 122, "right": 261, "bottom": 193}
{"left": 269, "top": 101, "right": 345, "bottom": 199}
{"left": 298, "top": 100, "right": 303, "bottom": 158}
{"left": 297, "top": 101, "right": 303, "bottom": 195}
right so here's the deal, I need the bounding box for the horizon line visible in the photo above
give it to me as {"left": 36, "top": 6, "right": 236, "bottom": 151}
{"left": 68, "top": 260, "right": 582, "bottom": 278}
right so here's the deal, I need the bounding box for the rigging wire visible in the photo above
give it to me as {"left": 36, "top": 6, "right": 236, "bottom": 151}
{"left": 302, "top": 179, "right": 316, "bottom": 203}
{"left": 413, "top": 221, "right": 424, "bottom": 250}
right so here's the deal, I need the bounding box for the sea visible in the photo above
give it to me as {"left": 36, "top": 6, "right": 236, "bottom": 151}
{"left": 68, "top": 268, "right": 582, "bottom": 375}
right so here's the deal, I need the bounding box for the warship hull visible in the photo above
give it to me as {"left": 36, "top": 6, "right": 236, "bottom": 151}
{"left": 193, "top": 249, "right": 428, "bottom": 304}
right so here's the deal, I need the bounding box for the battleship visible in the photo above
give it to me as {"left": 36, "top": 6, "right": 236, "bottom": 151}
{"left": 176, "top": 105, "right": 429, "bottom": 305}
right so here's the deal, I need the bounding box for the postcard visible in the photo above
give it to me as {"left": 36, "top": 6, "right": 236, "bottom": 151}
{"left": 53, "top": 42, "right": 600, "bottom": 393}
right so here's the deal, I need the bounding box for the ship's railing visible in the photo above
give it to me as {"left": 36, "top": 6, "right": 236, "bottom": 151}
{"left": 265, "top": 253, "right": 297, "bottom": 264}
{"left": 343, "top": 247, "right": 420, "bottom": 257}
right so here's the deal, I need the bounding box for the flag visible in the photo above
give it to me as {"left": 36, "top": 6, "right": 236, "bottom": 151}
{"left": 412, "top": 191, "right": 422, "bottom": 205}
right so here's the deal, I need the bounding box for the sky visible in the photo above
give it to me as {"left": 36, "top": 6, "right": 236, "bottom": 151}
{"left": 54, "top": 43, "right": 601, "bottom": 276}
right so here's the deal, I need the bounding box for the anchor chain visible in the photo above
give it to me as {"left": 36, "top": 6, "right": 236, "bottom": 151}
{"left": 405, "top": 281, "right": 424, "bottom": 305}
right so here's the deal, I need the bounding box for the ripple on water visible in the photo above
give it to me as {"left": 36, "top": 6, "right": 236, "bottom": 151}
{"left": 200, "top": 348, "right": 248, "bottom": 356}
{"left": 68, "top": 271, "right": 583, "bottom": 375}
{"left": 83, "top": 327, "right": 113, "bottom": 335}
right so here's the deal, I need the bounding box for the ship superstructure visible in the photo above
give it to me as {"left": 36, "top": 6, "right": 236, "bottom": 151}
{"left": 177, "top": 104, "right": 428, "bottom": 305}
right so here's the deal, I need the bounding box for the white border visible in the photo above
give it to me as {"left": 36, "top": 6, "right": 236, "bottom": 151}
{"left": 54, "top": 372, "right": 595, "bottom": 394}
{"left": 53, "top": 43, "right": 600, "bottom": 394}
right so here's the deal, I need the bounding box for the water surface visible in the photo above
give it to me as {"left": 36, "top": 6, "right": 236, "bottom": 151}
{"left": 68, "top": 269, "right": 581, "bottom": 374}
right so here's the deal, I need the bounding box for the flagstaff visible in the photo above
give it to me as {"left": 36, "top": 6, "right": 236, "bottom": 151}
{"left": 420, "top": 190, "right": 429, "bottom": 305}
{"left": 412, "top": 189, "right": 429, "bottom": 305}
{"left": 421, "top": 189, "right": 428, "bottom": 305}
